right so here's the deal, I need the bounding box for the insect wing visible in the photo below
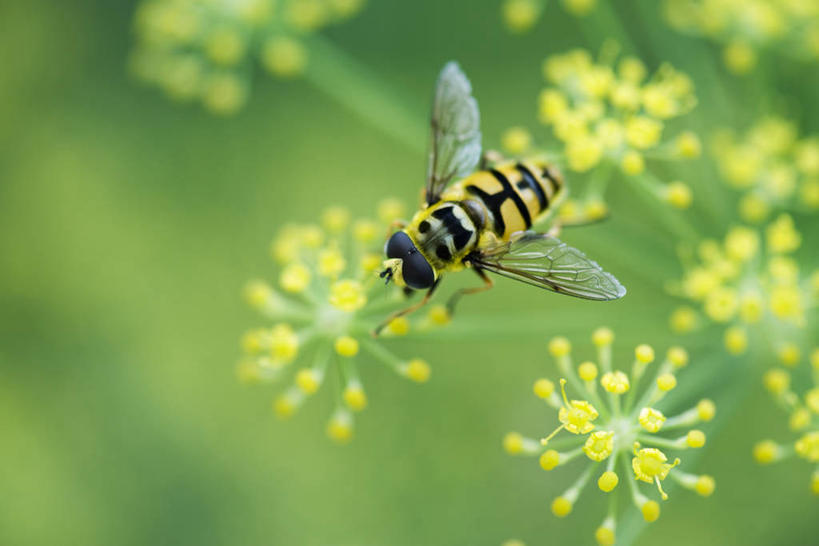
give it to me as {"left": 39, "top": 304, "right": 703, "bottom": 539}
{"left": 425, "top": 61, "right": 482, "bottom": 205}
{"left": 473, "top": 233, "right": 626, "bottom": 301}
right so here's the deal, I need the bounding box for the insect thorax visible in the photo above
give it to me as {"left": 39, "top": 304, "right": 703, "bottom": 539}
{"left": 406, "top": 202, "right": 481, "bottom": 271}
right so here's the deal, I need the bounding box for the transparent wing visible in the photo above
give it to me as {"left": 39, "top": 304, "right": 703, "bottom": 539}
{"left": 425, "top": 61, "right": 482, "bottom": 205}
{"left": 472, "top": 232, "right": 627, "bottom": 301}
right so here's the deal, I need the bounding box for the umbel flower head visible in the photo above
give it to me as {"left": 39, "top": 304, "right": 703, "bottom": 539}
{"left": 501, "top": 0, "right": 597, "bottom": 33}
{"left": 670, "top": 214, "right": 818, "bottom": 356}
{"left": 500, "top": 43, "right": 700, "bottom": 217}
{"left": 663, "top": 0, "right": 819, "bottom": 74}
{"left": 129, "top": 0, "right": 367, "bottom": 115}
{"left": 239, "top": 199, "right": 450, "bottom": 443}
{"left": 504, "top": 329, "right": 715, "bottom": 545}
{"left": 711, "top": 117, "right": 819, "bottom": 220}
{"left": 754, "top": 348, "right": 819, "bottom": 495}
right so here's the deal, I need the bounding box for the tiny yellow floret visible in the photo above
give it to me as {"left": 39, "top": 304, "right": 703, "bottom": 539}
{"left": 666, "top": 181, "right": 692, "bottom": 209}
{"left": 578, "top": 361, "right": 598, "bottom": 381}
{"left": 621, "top": 150, "right": 645, "bottom": 175}
{"left": 540, "top": 449, "right": 560, "bottom": 470}
{"left": 533, "top": 378, "right": 555, "bottom": 399}
{"left": 724, "top": 326, "right": 748, "bottom": 355}
{"left": 667, "top": 346, "right": 688, "bottom": 368}
{"left": 501, "top": 126, "right": 533, "bottom": 154}
{"left": 595, "top": 526, "right": 615, "bottom": 546}
{"left": 697, "top": 399, "right": 716, "bottom": 421}
{"left": 763, "top": 369, "right": 790, "bottom": 395}
{"left": 504, "top": 432, "right": 524, "bottom": 454}
{"left": 753, "top": 440, "right": 779, "bottom": 464}
{"left": 427, "top": 305, "right": 451, "bottom": 326}
{"left": 334, "top": 335, "right": 359, "bottom": 357}
{"left": 635, "top": 344, "right": 655, "bottom": 364}
{"left": 326, "top": 414, "right": 353, "bottom": 443}
{"left": 280, "top": 263, "right": 311, "bottom": 293}
{"left": 549, "top": 336, "right": 571, "bottom": 357}
{"left": 404, "top": 359, "right": 431, "bottom": 383}
{"left": 386, "top": 316, "right": 410, "bottom": 336}
{"left": 601, "top": 371, "right": 630, "bottom": 394}
{"left": 296, "top": 368, "right": 321, "bottom": 394}
{"left": 657, "top": 373, "right": 677, "bottom": 392}
{"left": 329, "top": 279, "right": 367, "bottom": 312}
{"left": 639, "top": 407, "right": 666, "bottom": 433}
{"left": 584, "top": 430, "right": 615, "bottom": 461}
{"left": 598, "top": 470, "right": 619, "bottom": 492}
{"left": 592, "top": 327, "right": 614, "bottom": 346}
{"left": 551, "top": 496, "right": 573, "bottom": 517}
{"left": 695, "top": 475, "right": 715, "bottom": 497}
{"left": 687, "top": 430, "right": 706, "bottom": 448}
{"left": 641, "top": 500, "right": 660, "bottom": 522}
{"left": 343, "top": 384, "right": 367, "bottom": 411}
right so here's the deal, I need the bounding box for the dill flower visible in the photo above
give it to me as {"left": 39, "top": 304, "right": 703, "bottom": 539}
{"left": 501, "top": 0, "right": 597, "bottom": 33}
{"left": 663, "top": 0, "right": 819, "bottom": 74}
{"left": 239, "top": 199, "right": 450, "bottom": 443}
{"left": 670, "top": 215, "right": 817, "bottom": 356}
{"left": 754, "top": 348, "right": 819, "bottom": 495}
{"left": 503, "top": 43, "right": 699, "bottom": 214}
{"left": 711, "top": 118, "right": 819, "bottom": 219}
{"left": 505, "top": 329, "right": 715, "bottom": 545}
{"left": 129, "top": 0, "right": 367, "bottom": 114}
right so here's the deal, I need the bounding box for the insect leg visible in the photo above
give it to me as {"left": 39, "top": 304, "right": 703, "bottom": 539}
{"left": 383, "top": 219, "right": 408, "bottom": 242}
{"left": 445, "top": 267, "right": 493, "bottom": 315}
{"left": 372, "top": 278, "right": 441, "bottom": 337}
{"left": 547, "top": 212, "right": 609, "bottom": 237}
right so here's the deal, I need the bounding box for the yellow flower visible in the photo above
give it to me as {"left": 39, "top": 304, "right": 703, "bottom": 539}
{"left": 240, "top": 200, "right": 445, "bottom": 442}
{"left": 507, "top": 330, "right": 714, "bottom": 543}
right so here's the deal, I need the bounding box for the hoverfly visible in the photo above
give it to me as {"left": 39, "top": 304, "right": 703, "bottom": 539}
{"left": 376, "top": 62, "right": 626, "bottom": 334}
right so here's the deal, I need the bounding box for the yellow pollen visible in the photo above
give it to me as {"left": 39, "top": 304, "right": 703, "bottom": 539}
{"left": 318, "top": 247, "right": 346, "bottom": 277}
{"left": 753, "top": 440, "right": 779, "bottom": 464}
{"left": 724, "top": 326, "right": 748, "bottom": 355}
{"left": 666, "top": 181, "right": 693, "bottom": 209}
{"left": 789, "top": 408, "right": 811, "bottom": 431}
{"left": 270, "top": 324, "right": 299, "bottom": 364}
{"left": 385, "top": 316, "right": 410, "bottom": 336}
{"left": 632, "top": 444, "right": 680, "bottom": 500}
{"left": 795, "top": 432, "right": 819, "bottom": 461}
{"left": 595, "top": 526, "right": 615, "bottom": 545}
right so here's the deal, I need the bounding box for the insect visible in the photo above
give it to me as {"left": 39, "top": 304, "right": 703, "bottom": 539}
{"left": 376, "top": 62, "right": 626, "bottom": 335}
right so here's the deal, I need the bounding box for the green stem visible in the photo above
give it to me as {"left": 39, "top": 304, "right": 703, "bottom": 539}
{"left": 304, "top": 34, "right": 427, "bottom": 154}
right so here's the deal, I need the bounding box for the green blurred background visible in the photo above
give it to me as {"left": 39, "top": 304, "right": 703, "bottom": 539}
{"left": 1, "top": 1, "right": 817, "bottom": 545}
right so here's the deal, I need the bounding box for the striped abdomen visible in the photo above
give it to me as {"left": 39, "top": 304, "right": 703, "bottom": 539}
{"left": 457, "top": 161, "right": 563, "bottom": 240}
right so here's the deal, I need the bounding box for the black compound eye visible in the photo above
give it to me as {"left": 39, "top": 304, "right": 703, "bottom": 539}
{"left": 386, "top": 231, "right": 414, "bottom": 259}
{"left": 402, "top": 252, "right": 434, "bottom": 289}
{"left": 384, "top": 232, "right": 434, "bottom": 289}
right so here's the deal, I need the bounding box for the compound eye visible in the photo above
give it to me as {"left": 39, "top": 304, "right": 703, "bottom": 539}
{"left": 386, "top": 231, "right": 414, "bottom": 259}
{"left": 402, "top": 251, "right": 434, "bottom": 289}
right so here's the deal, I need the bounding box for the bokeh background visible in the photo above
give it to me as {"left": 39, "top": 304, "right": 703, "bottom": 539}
{"left": 1, "top": 1, "right": 817, "bottom": 545}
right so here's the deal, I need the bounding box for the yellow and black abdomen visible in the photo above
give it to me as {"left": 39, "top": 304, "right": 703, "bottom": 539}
{"left": 453, "top": 160, "right": 563, "bottom": 240}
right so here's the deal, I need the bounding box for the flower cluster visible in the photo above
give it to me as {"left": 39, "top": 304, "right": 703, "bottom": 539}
{"left": 502, "top": 0, "right": 597, "bottom": 33}
{"left": 754, "top": 348, "right": 819, "bottom": 495}
{"left": 504, "top": 329, "right": 715, "bottom": 545}
{"left": 663, "top": 0, "right": 819, "bottom": 74}
{"left": 239, "top": 199, "right": 450, "bottom": 443}
{"left": 500, "top": 46, "right": 700, "bottom": 214}
{"left": 711, "top": 117, "right": 819, "bottom": 220}
{"left": 670, "top": 214, "right": 818, "bottom": 356}
{"left": 130, "top": 0, "right": 367, "bottom": 115}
